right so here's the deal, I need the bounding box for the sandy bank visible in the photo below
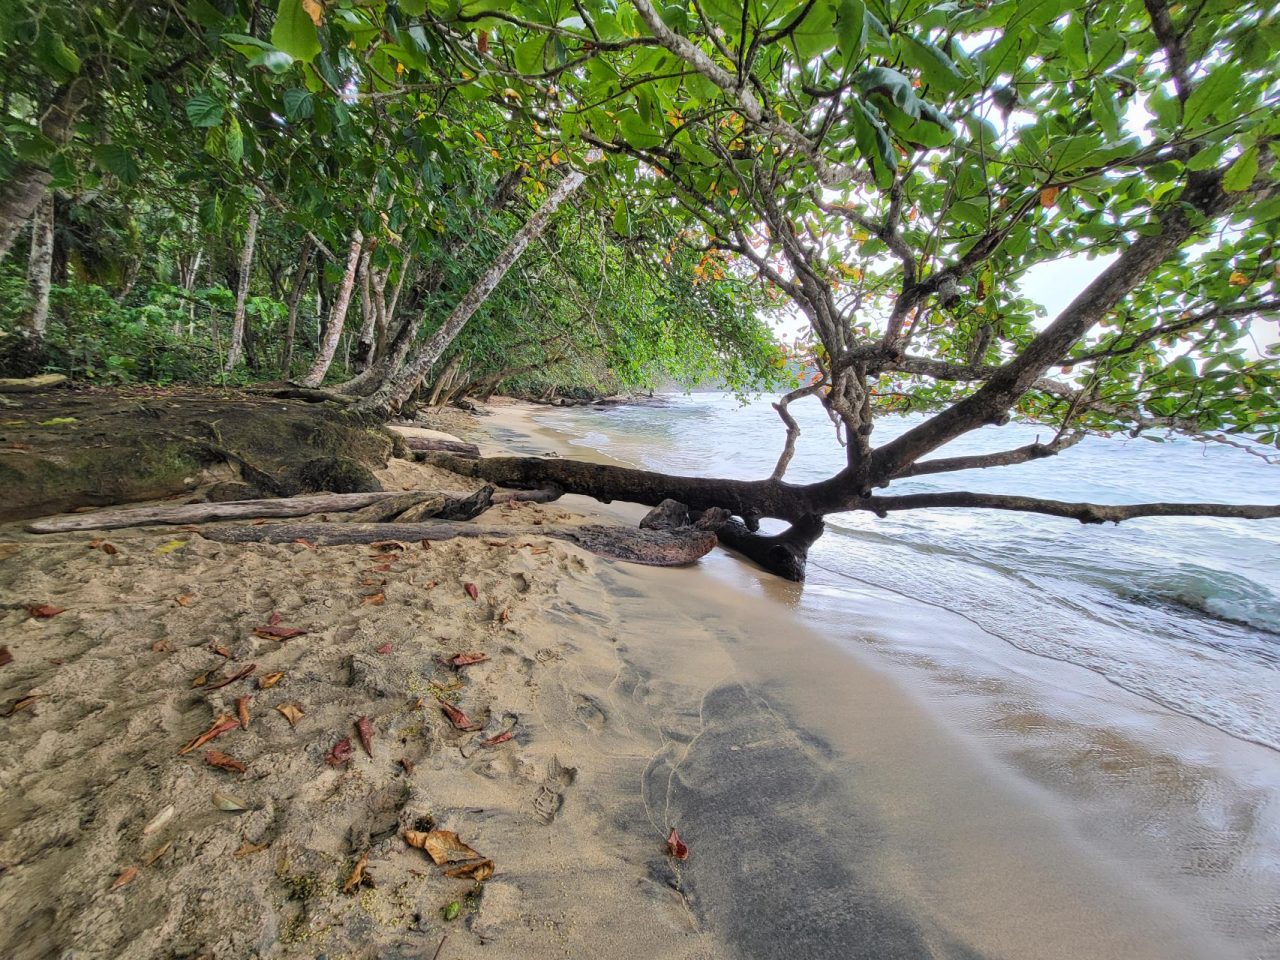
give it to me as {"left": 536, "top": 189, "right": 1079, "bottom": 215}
{"left": 0, "top": 398, "right": 1248, "bottom": 960}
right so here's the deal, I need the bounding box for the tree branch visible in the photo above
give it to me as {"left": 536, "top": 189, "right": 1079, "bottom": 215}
{"left": 860, "top": 491, "right": 1280, "bottom": 524}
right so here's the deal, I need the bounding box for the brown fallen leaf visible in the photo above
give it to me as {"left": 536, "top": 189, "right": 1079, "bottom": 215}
{"left": 325, "top": 736, "right": 353, "bottom": 767}
{"left": 371, "top": 562, "right": 392, "bottom": 573}
{"left": 234, "top": 840, "right": 270, "bottom": 859}
{"left": 403, "top": 830, "right": 481, "bottom": 865}
{"left": 439, "top": 700, "right": 480, "bottom": 732}
{"left": 419, "top": 539, "right": 431, "bottom": 550}
{"left": 111, "top": 865, "right": 139, "bottom": 890}
{"left": 666, "top": 827, "right": 689, "bottom": 861}
{"left": 208, "top": 663, "right": 257, "bottom": 690}
{"left": 293, "top": 538, "right": 315, "bottom": 550}
{"left": 362, "top": 592, "right": 386, "bottom": 606}
{"left": 275, "top": 702, "right": 304, "bottom": 728}
{"left": 355, "top": 716, "right": 374, "bottom": 757}
{"left": 236, "top": 695, "right": 251, "bottom": 730}
{"left": 151, "top": 639, "right": 171, "bottom": 653}
{"left": 440, "top": 652, "right": 488, "bottom": 667}
{"left": 209, "top": 644, "right": 232, "bottom": 659}
{"left": 253, "top": 623, "right": 306, "bottom": 640}
{"left": 178, "top": 715, "right": 239, "bottom": 755}
{"left": 143, "top": 840, "right": 173, "bottom": 867}
{"left": 142, "top": 805, "right": 174, "bottom": 835}
{"left": 369, "top": 540, "right": 407, "bottom": 552}
{"left": 399, "top": 757, "right": 415, "bottom": 775}
{"left": 205, "top": 750, "right": 247, "bottom": 775}
{"left": 342, "top": 851, "right": 371, "bottom": 894}
{"left": 443, "top": 858, "right": 495, "bottom": 882}
{"left": 258, "top": 671, "right": 284, "bottom": 689}
{"left": 174, "top": 595, "right": 195, "bottom": 607}
{"left": 252, "top": 519, "right": 268, "bottom": 525}
{"left": 101, "top": 542, "right": 118, "bottom": 555}
{"left": 374, "top": 642, "right": 393, "bottom": 655}
{"left": 497, "top": 607, "right": 510, "bottom": 623}
{"left": 27, "top": 604, "right": 65, "bottom": 619}
{"left": 0, "top": 646, "right": 12, "bottom": 668}
{"left": 190, "top": 671, "right": 210, "bottom": 688}
{"left": 478, "top": 730, "right": 514, "bottom": 748}
{"left": 463, "top": 583, "right": 478, "bottom": 601}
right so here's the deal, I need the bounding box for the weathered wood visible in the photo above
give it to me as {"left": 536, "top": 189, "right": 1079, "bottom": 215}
{"left": 491, "top": 483, "right": 563, "bottom": 505}
{"left": 249, "top": 387, "right": 353, "bottom": 404}
{"left": 0, "top": 373, "right": 67, "bottom": 392}
{"left": 339, "top": 492, "right": 442, "bottom": 523}
{"left": 26, "top": 491, "right": 424, "bottom": 533}
{"left": 201, "top": 521, "right": 718, "bottom": 567}
{"left": 407, "top": 438, "right": 481, "bottom": 457}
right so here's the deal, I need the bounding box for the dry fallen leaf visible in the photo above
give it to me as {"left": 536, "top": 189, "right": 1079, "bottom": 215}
{"left": 234, "top": 840, "right": 270, "bottom": 859}
{"left": 253, "top": 623, "right": 306, "bottom": 640}
{"left": 399, "top": 757, "right": 415, "bottom": 775}
{"left": 191, "top": 671, "right": 210, "bottom": 688}
{"left": 27, "top": 604, "right": 65, "bottom": 619}
{"left": 369, "top": 540, "right": 407, "bottom": 552}
{"left": 342, "top": 851, "right": 370, "bottom": 894}
{"left": 205, "top": 750, "right": 246, "bottom": 775}
{"left": 478, "top": 730, "right": 514, "bottom": 748}
{"left": 355, "top": 716, "right": 374, "bottom": 757}
{"left": 101, "top": 542, "right": 118, "bottom": 555}
{"left": 293, "top": 537, "right": 315, "bottom": 549}
{"left": 178, "top": 715, "right": 239, "bottom": 755}
{"left": 325, "top": 736, "right": 353, "bottom": 767}
{"left": 0, "top": 646, "right": 12, "bottom": 668}
{"left": 370, "top": 563, "right": 392, "bottom": 573}
{"left": 463, "top": 583, "right": 478, "bottom": 601}
{"left": 439, "top": 700, "right": 479, "bottom": 731}
{"left": 2, "top": 693, "right": 45, "bottom": 717}
{"left": 403, "top": 830, "right": 481, "bottom": 865}
{"left": 276, "top": 703, "right": 304, "bottom": 728}
{"left": 362, "top": 592, "right": 386, "bottom": 606}
{"left": 666, "top": 827, "right": 689, "bottom": 861}
{"left": 441, "top": 652, "right": 488, "bottom": 667}
{"left": 212, "top": 790, "right": 249, "bottom": 812}
{"left": 143, "top": 840, "right": 173, "bottom": 867}
{"left": 111, "top": 865, "right": 139, "bottom": 890}
{"left": 208, "top": 663, "right": 256, "bottom": 690}
{"left": 236, "top": 695, "right": 251, "bottom": 730}
{"left": 174, "top": 595, "right": 195, "bottom": 607}
{"left": 443, "top": 859, "right": 495, "bottom": 881}
{"left": 151, "top": 639, "right": 171, "bottom": 653}
{"left": 142, "top": 805, "right": 174, "bottom": 836}
{"left": 374, "top": 642, "right": 393, "bottom": 655}
{"left": 258, "top": 671, "right": 284, "bottom": 689}
{"left": 209, "top": 644, "right": 232, "bottom": 659}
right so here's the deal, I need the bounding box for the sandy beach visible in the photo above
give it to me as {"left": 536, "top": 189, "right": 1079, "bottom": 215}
{"left": 0, "top": 398, "right": 1272, "bottom": 960}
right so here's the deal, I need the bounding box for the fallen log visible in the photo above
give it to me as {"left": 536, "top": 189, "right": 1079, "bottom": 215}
{"left": 26, "top": 491, "right": 452, "bottom": 533}
{"left": 0, "top": 373, "right": 68, "bottom": 392}
{"left": 407, "top": 438, "right": 481, "bottom": 457}
{"left": 249, "top": 387, "right": 353, "bottom": 404}
{"left": 491, "top": 483, "right": 563, "bottom": 505}
{"left": 200, "top": 521, "right": 718, "bottom": 567}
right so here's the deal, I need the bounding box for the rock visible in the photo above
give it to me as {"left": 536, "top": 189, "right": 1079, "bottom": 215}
{"left": 282, "top": 456, "right": 382, "bottom": 494}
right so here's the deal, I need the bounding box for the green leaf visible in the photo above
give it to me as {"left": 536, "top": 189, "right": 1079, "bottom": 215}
{"left": 400, "top": 0, "right": 427, "bottom": 14}
{"left": 283, "top": 88, "right": 315, "bottom": 120}
{"left": 92, "top": 144, "right": 141, "bottom": 185}
{"left": 1183, "top": 63, "right": 1241, "bottom": 129}
{"left": 835, "top": 0, "right": 866, "bottom": 69}
{"left": 225, "top": 117, "right": 244, "bottom": 164}
{"left": 897, "top": 34, "right": 963, "bottom": 95}
{"left": 186, "top": 92, "right": 225, "bottom": 128}
{"left": 272, "top": 0, "right": 321, "bottom": 63}
{"left": 1222, "top": 146, "right": 1258, "bottom": 193}
{"left": 613, "top": 203, "right": 632, "bottom": 237}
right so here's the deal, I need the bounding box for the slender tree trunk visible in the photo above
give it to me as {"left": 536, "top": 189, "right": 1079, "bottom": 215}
{"left": 223, "top": 207, "right": 260, "bottom": 372}
{"left": 175, "top": 248, "right": 203, "bottom": 335}
{"left": 353, "top": 170, "right": 586, "bottom": 418}
{"left": 280, "top": 239, "right": 315, "bottom": 376}
{"left": 301, "top": 228, "right": 362, "bottom": 387}
{"left": 0, "top": 81, "right": 86, "bottom": 264}
{"left": 353, "top": 247, "right": 376, "bottom": 371}
{"left": 427, "top": 353, "right": 464, "bottom": 406}
{"left": 24, "top": 191, "right": 54, "bottom": 339}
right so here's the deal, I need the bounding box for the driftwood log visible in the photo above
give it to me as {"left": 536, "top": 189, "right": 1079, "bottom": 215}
{"left": 200, "top": 521, "right": 718, "bottom": 567}
{"left": 407, "top": 438, "right": 481, "bottom": 457}
{"left": 24, "top": 488, "right": 494, "bottom": 533}
{"left": 0, "top": 373, "right": 68, "bottom": 392}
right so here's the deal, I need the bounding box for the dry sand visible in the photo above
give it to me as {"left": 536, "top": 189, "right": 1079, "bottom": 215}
{"left": 0, "top": 399, "right": 1243, "bottom": 960}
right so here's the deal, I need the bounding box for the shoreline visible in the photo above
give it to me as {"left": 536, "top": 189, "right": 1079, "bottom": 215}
{"left": 0, "top": 396, "right": 1271, "bottom": 959}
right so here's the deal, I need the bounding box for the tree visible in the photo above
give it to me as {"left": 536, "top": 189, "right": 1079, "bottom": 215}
{"left": 330, "top": 0, "right": 1280, "bottom": 577}
{"left": 223, "top": 206, "right": 260, "bottom": 372}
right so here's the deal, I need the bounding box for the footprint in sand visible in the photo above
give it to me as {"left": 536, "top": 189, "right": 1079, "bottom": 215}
{"left": 532, "top": 757, "right": 576, "bottom": 824}
{"left": 573, "top": 693, "right": 607, "bottom": 731}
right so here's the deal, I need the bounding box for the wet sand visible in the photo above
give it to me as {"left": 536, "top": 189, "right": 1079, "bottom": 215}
{"left": 0, "top": 398, "right": 1271, "bottom": 959}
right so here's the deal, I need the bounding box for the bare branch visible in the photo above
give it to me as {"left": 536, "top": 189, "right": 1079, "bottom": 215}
{"left": 860, "top": 491, "right": 1280, "bottom": 523}
{"left": 895, "top": 432, "right": 1084, "bottom": 479}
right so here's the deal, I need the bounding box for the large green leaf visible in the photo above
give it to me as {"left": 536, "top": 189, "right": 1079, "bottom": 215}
{"left": 272, "top": 0, "right": 321, "bottom": 63}
{"left": 186, "top": 92, "right": 225, "bottom": 128}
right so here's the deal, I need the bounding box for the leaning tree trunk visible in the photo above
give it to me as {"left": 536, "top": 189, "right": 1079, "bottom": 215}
{"left": 223, "top": 207, "right": 260, "bottom": 372}
{"left": 301, "top": 228, "right": 362, "bottom": 387}
{"left": 280, "top": 238, "right": 315, "bottom": 376}
{"left": 352, "top": 169, "right": 587, "bottom": 418}
{"left": 24, "top": 191, "right": 54, "bottom": 339}
{"left": 0, "top": 81, "right": 86, "bottom": 265}
{"left": 353, "top": 247, "right": 376, "bottom": 371}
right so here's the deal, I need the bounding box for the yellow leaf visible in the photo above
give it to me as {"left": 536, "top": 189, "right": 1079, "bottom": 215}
{"left": 1039, "top": 186, "right": 1059, "bottom": 207}
{"left": 154, "top": 540, "right": 187, "bottom": 555}
{"left": 302, "top": 0, "right": 325, "bottom": 27}
{"left": 1228, "top": 271, "right": 1250, "bottom": 287}
{"left": 473, "top": 130, "right": 486, "bottom": 143}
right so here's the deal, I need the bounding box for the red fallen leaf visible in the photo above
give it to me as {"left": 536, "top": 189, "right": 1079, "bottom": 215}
{"left": 27, "top": 604, "right": 65, "bottom": 619}
{"left": 362, "top": 592, "right": 386, "bottom": 606}
{"left": 440, "top": 652, "right": 488, "bottom": 667}
{"left": 208, "top": 664, "right": 257, "bottom": 690}
{"left": 342, "top": 851, "right": 371, "bottom": 894}
{"left": 375, "top": 642, "right": 393, "bottom": 655}
{"left": 204, "top": 750, "right": 246, "bottom": 774}
{"left": 111, "top": 865, "right": 139, "bottom": 890}
{"left": 439, "top": 700, "right": 480, "bottom": 731}
{"left": 371, "top": 563, "right": 392, "bottom": 573}
{"left": 209, "top": 644, "right": 232, "bottom": 658}
{"left": 463, "top": 583, "right": 478, "bottom": 601}
{"left": 174, "top": 595, "right": 194, "bottom": 607}
{"left": 443, "top": 858, "right": 495, "bottom": 881}
{"left": 252, "top": 519, "right": 268, "bottom": 526}
{"left": 236, "top": 695, "right": 251, "bottom": 730}
{"left": 666, "top": 828, "right": 689, "bottom": 861}
{"left": 325, "top": 736, "right": 353, "bottom": 767}
{"left": 0, "top": 646, "right": 12, "bottom": 668}
{"left": 178, "top": 714, "right": 239, "bottom": 755}
{"left": 268, "top": 612, "right": 282, "bottom": 626}
{"left": 478, "top": 730, "right": 514, "bottom": 748}
{"left": 355, "top": 715, "right": 374, "bottom": 757}
{"left": 253, "top": 624, "right": 306, "bottom": 640}
{"left": 101, "top": 542, "right": 118, "bottom": 555}
{"left": 293, "top": 538, "right": 315, "bottom": 550}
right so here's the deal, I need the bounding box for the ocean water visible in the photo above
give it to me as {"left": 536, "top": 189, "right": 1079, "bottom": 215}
{"left": 531, "top": 393, "right": 1280, "bottom": 751}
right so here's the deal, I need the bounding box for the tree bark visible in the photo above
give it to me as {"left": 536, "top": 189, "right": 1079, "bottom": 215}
{"left": 223, "top": 207, "right": 260, "bottom": 372}
{"left": 301, "top": 229, "right": 363, "bottom": 387}
{"left": 0, "top": 81, "right": 86, "bottom": 264}
{"left": 353, "top": 169, "right": 587, "bottom": 418}
{"left": 281, "top": 239, "right": 315, "bottom": 376}
{"left": 353, "top": 247, "right": 375, "bottom": 370}
{"left": 24, "top": 191, "right": 54, "bottom": 339}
